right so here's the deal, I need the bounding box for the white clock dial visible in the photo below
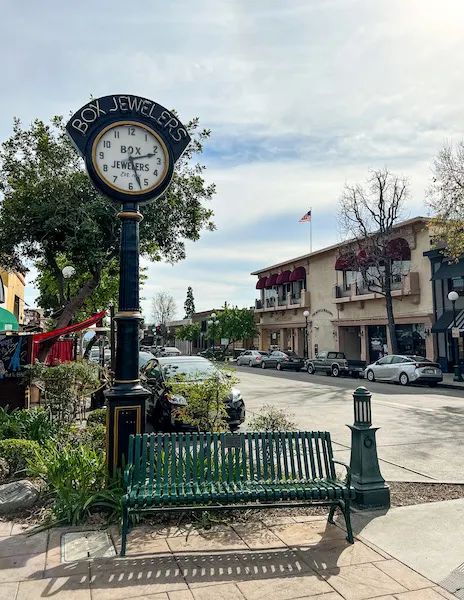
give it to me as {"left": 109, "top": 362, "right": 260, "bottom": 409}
{"left": 92, "top": 122, "right": 169, "bottom": 194}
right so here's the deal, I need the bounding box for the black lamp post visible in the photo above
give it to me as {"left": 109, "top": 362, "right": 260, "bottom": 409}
{"left": 207, "top": 312, "right": 218, "bottom": 350}
{"left": 303, "top": 310, "right": 310, "bottom": 358}
{"left": 448, "top": 290, "right": 463, "bottom": 382}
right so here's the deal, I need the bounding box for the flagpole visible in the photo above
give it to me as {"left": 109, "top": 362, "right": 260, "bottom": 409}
{"left": 310, "top": 206, "right": 312, "bottom": 253}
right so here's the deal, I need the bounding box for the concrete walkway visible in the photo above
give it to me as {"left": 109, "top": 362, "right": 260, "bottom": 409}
{"left": 0, "top": 513, "right": 455, "bottom": 600}
{"left": 350, "top": 499, "right": 464, "bottom": 597}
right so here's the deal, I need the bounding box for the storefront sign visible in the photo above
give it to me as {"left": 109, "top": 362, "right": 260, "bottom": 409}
{"left": 66, "top": 95, "right": 191, "bottom": 204}
{"left": 452, "top": 327, "right": 461, "bottom": 339}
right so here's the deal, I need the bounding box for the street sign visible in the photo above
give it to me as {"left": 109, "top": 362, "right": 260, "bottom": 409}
{"left": 66, "top": 95, "right": 191, "bottom": 204}
{"left": 452, "top": 327, "right": 461, "bottom": 339}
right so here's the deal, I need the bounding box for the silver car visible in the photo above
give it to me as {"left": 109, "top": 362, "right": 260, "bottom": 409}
{"left": 364, "top": 355, "right": 443, "bottom": 387}
{"left": 236, "top": 350, "right": 268, "bottom": 367}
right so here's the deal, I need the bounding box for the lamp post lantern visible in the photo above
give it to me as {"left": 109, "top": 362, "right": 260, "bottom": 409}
{"left": 303, "top": 310, "right": 310, "bottom": 359}
{"left": 448, "top": 290, "right": 463, "bottom": 382}
{"left": 208, "top": 312, "right": 218, "bottom": 349}
{"left": 66, "top": 95, "right": 191, "bottom": 474}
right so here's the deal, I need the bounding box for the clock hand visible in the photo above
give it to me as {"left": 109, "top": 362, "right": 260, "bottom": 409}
{"left": 136, "top": 152, "right": 157, "bottom": 160}
{"left": 128, "top": 155, "right": 142, "bottom": 190}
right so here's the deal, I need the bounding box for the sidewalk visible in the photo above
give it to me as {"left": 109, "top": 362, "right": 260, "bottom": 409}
{"left": 439, "top": 373, "right": 464, "bottom": 391}
{"left": 0, "top": 512, "right": 454, "bottom": 600}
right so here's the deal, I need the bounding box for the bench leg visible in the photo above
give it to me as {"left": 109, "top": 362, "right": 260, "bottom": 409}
{"left": 120, "top": 505, "right": 129, "bottom": 557}
{"left": 343, "top": 499, "right": 354, "bottom": 544}
{"left": 328, "top": 503, "right": 337, "bottom": 524}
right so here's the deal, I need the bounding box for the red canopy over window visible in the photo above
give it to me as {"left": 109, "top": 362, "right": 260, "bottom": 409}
{"left": 386, "top": 238, "right": 411, "bottom": 261}
{"left": 265, "top": 274, "right": 279, "bottom": 288}
{"left": 276, "top": 270, "right": 291, "bottom": 285}
{"left": 335, "top": 254, "right": 355, "bottom": 271}
{"left": 289, "top": 266, "right": 306, "bottom": 282}
{"left": 357, "top": 249, "right": 375, "bottom": 267}
{"left": 256, "top": 277, "right": 267, "bottom": 290}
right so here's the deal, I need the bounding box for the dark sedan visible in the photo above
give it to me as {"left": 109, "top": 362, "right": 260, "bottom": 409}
{"left": 140, "top": 356, "right": 245, "bottom": 431}
{"left": 261, "top": 350, "right": 305, "bottom": 371}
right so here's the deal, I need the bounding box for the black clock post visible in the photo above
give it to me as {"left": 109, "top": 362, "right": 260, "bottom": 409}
{"left": 66, "top": 95, "right": 191, "bottom": 474}
{"left": 105, "top": 202, "right": 148, "bottom": 473}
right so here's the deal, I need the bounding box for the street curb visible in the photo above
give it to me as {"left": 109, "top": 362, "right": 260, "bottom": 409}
{"left": 387, "top": 479, "right": 464, "bottom": 485}
{"left": 438, "top": 383, "right": 464, "bottom": 391}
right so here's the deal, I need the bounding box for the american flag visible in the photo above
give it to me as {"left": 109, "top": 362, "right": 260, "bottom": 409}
{"left": 299, "top": 210, "right": 312, "bottom": 223}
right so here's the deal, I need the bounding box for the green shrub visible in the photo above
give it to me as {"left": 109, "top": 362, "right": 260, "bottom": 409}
{"left": 26, "top": 441, "right": 121, "bottom": 524}
{"left": 0, "top": 406, "right": 56, "bottom": 442}
{"left": 0, "top": 438, "right": 41, "bottom": 476}
{"left": 248, "top": 405, "right": 296, "bottom": 432}
{"left": 82, "top": 423, "right": 106, "bottom": 451}
{"left": 87, "top": 408, "right": 107, "bottom": 426}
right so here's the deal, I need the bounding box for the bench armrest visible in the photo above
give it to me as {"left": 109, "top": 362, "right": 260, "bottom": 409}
{"left": 332, "top": 459, "right": 351, "bottom": 487}
{"left": 123, "top": 464, "right": 134, "bottom": 491}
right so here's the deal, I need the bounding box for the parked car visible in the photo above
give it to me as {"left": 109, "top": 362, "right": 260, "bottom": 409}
{"left": 236, "top": 350, "right": 269, "bottom": 367}
{"left": 158, "top": 346, "right": 181, "bottom": 357}
{"left": 306, "top": 351, "right": 366, "bottom": 378}
{"left": 364, "top": 355, "right": 443, "bottom": 387}
{"left": 261, "top": 350, "right": 305, "bottom": 371}
{"left": 198, "top": 347, "right": 224, "bottom": 360}
{"left": 140, "top": 355, "right": 245, "bottom": 431}
{"left": 139, "top": 350, "right": 156, "bottom": 369}
{"left": 88, "top": 347, "right": 111, "bottom": 365}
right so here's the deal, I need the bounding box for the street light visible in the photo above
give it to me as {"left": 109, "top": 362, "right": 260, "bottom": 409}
{"left": 303, "top": 310, "right": 310, "bottom": 359}
{"left": 62, "top": 265, "right": 76, "bottom": 302}
{"left": 448, "top": 290, "right": 463, "bottom": 382}
{"left": 208, "top": 313, "right": 218, "bottom": 349}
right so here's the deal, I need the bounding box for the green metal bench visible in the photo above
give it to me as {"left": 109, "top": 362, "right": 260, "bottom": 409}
{"left": 121, "top": 431, "right": 354, "bottom": 556}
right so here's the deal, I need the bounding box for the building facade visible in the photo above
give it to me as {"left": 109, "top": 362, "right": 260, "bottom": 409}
{"left": 252, "top": 218, "right": 435, "bottom": 362}
{"left": 0, "top": 269, "right": 25, "bottom": 328}
{"left": 426, "top": 249, "right": 464, "bottom": 372}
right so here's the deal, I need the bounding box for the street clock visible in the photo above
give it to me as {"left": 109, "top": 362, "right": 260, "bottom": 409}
{"left": 66, "top": 95, "right": 190, "bottom": 203}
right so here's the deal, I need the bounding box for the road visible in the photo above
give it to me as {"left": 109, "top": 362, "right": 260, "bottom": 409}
{"left": 234, "top": 365, "right": 464, "bottom": 483}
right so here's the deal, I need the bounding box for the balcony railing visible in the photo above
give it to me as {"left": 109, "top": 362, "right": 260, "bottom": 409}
{"left": 255, "top": 290, "right": 310, "bottom": 311}
{"left": 333, "top": 272, "right": 420, "bottom": 303}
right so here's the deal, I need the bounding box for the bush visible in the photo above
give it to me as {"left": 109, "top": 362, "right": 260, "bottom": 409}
{"left": 0, "top": 438, "right": 41, "bottom": 477}
{"left": 82, "top": 423, "right": 106, "bottom": 451}
{"left": 248, "top": 405, "right": 296, "bottom": 432}
{"left": 87, "top": 408, "right": 107, "bottom": 426}
{"left": 26, "top": 440, "right": 120, "bottom": 524}
{"left": 0, "top": 406, "right": 56, "bottom": 442}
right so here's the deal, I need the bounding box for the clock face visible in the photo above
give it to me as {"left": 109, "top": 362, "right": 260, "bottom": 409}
{"left": 91, "top": 121, "right": 169, "bottom": 196}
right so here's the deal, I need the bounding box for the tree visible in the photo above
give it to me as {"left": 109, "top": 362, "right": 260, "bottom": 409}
{"left": 214, "top": 306, "right": 257, "bottom": 355}
{"left": 176, "top": 322, "right": 200, "bottom": 342}
{"left": 339, "top": 168, "right": 409, "bottom": 354}
{"left": 183, "top": 286, "right": 195, "bottom": 319}
{"left": 427, "top": 142, "right": 464, "bottom": 260}
{"left": 0, "top": 116, "right": 215, "bottom": 359}
{"left": 152, "top": 291, "right": 177, "bottom": 326}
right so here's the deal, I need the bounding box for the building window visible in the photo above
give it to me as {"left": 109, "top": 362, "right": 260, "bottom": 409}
{"left": 449, "top": 277, "right": 464, "bottom": 295}
{"left": 13, "top": 295, "right": 20, "bottom": 320}
{"left": 343, "top": 271, "right": 357, "bottom": 291}
{"left": 395, "top": 324, "right": 426, "bottom": 357}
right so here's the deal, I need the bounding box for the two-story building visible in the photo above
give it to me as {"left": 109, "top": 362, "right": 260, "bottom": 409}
{"left": 0, "top": 269, "right": 25, "bottom": 331}
{"left": 252, "top": 217, "right": 435, "bottom": 362}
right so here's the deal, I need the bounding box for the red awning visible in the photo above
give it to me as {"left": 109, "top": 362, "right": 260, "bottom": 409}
{"left": 276, "top": 270, "right": 291, "bottom": 285}
{"left": 33, "top": 310, "right": 107, "bottom": 345}
{"left": 335, "top": 254, "right": 355, "bottom": 271}
{"left": 289, "top": 266, "right": 306, "bottom": 282}
{"left": 357, "top": 249, "right": 375, "bottom": 267}
{"left": 256, "top": 277, "right": 267, "bottom": 290}
{"left": 265, "top": 274, "right": 279, "bottom": 288}
{"left": 386, "top": 238, "right": 411, "bottom": 261}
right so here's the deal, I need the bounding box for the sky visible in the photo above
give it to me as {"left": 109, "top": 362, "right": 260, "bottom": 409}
{"left": 2, "top": 0, "right": 464, "bottom": 321}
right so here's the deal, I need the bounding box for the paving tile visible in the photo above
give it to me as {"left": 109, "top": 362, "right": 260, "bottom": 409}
{"left": 260, "top": 516, "right": 296, "bottom": 526}
{"left": 291, "top": 515, "right": 327, "bottom": 524}
{"left": 236, "top": 572, "right": 332, "bottom": 599}
{"left": 191, "top": 582, "right": 246, "bottom": 599}
{"left": 89, "top": 554, "right": 188, "bottom": 600}
{"left": 175, "top": 548, "right": 313, "bottom": 589}
{"left": 16, "top": 575, "right": 91, "bottom": 599}
{"left": 63, "top": 531, "right": 116, "bottom": 561}
{"left": 296, "top": 538, "right": 384, "bottom": 570}
{"left": 322, "top": 563, "right": 407, "bottom": 600}
{"left": 281, "top": 595, "right": 343, "bottom": 600}
{"left": 232, "top": 523, "right": 288, "bottom": 550}
{"left": 0, "top": 531, "right": 48, "bottom": 557}
{"left": 168, "top": 591, "right": 195, "bottom": 600}
{"left": 393, "top": 590, "right": 448, "bottom": 599}
{"left": 45, "top": 530, "right": 91, "bottom": 578}
{"left": 115, "top": 528, "right": 171, "bottom": 556}
{"left": 432, "top": 586, "right": 459, "bottom": 599}
{"left": 167, "top": 528, "right": 248, "bottom": 553}
{"left": 271, "top": 521, "right": 346, "bottom": 547}
{"left": 1, "top": 582, "right": 19, "bottom": 600}
{"left": 374, "top": 559, "right": 432, "bottom": 590}
{"left": 0, "top": 520, "right": 13, "bottom": 535}
{"left": 0, "top": 552, "right": 46, "bottom": 583}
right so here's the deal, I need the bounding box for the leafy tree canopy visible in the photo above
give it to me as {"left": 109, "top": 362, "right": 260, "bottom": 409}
{"left": 212, "top": 306, "right": 257, "bottom": 350}
{"left": 0, "top": 115, "right": 215, "bottom": 336}
{"left": 183, "top": 286, "right": 195, "bottom": 319}
{"left": 176, "top": 322, "right": 200, "bottom": 342}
